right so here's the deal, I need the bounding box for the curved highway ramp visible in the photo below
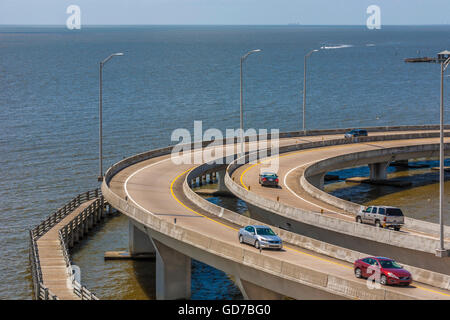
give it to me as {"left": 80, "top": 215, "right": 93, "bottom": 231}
{"left": 102, "top": 126, "right": 450, "bottom": 300}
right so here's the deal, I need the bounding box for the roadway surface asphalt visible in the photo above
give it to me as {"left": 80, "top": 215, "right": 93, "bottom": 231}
{"left": 108, "top": 131, "right": 450, "bottom": 299}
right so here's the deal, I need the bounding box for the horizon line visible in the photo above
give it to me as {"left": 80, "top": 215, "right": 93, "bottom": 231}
{"left": 1, "top": 23, "right": 450, "bottom": 27}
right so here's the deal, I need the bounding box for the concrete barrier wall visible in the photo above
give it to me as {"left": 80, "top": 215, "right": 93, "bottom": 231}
{"left": 225, "top": 132, "right": 450, "bottom": 274}
{"left": 183, "top": 162, "right": 450, "bottom": 290}
{"left": 228, "top": 167, "right": 446, "bottom": 254}
{"left": 226, "top": 170, "right": 442, "bottom": 254}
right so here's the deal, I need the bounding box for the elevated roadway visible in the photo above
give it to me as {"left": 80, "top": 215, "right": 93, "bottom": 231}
{"left": 102, "top": 125, "right": 450, "bottom": 300}
{"left": 227, "top": 134, "right": 450, "bottom": 274}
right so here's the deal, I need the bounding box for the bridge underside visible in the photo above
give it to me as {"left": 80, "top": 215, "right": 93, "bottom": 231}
{"left": 309, "top": 150, "right": 449, "bottom": 190}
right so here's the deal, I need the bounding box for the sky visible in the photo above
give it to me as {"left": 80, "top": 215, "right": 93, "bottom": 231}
{"left": 1, "top": 0, "right": 450, "bottom": 25}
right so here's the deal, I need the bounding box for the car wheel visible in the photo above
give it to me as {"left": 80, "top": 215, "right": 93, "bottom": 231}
{"left": 239, "top": 235, "right": 244, "bottom": 244}
{"left": 356, "top": 216, "right": 362, "bottom": 223}
{"left": 380, "top": 275, "right": 387, "bottom": 285}
{"left": 375, "top": 220, "right": 382, "bottom": 228}
{"left": 355, "top": 268, "right": 362, "bottom": 279}
{"left": 394, "top": 227, "right": 400, "bottom": 231}
{"left": 254, "top": 240, "right": 260, "bottom": 249}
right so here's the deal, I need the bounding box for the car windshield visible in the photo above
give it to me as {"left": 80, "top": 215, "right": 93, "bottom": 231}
{"left": 262, "top": 173, "right": 277, "bottom": 178}
{"left": 256, "top": 228, "right": 276, "bottom": 236}
{"left": 386, "top": 208, "right": 404, "bottom": 216}
{"left": 378, "top": 260, "right": 402, "bottom": 269}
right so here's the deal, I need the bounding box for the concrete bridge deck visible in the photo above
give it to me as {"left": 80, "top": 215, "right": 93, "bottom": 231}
{"left": 103, "top": 126, "right": 450, "bottom": 300}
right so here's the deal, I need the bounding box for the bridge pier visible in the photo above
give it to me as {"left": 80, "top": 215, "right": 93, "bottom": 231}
{"left": 74, "top": 225, "right": 81, "bottom": 243}
{"left": 151, "top": 238, "right": 191, "bottom": 300}
{"left": 217, "top": 169, "right": 229, "bottom": 193}
{"left": 88, "top": 214, "right": 94, "bottom": 229}
{"left": 309, "top": 173, "right": 325, "bottom": 190}
{"left": 129, "top": 220, "right": 156, "bottom": 255}
{"left": 369, "top": 161, "right": 390, "bottom": 180}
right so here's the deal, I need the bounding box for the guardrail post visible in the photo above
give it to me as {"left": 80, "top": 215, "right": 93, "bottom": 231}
{"left": 35, "top": 283, "right": 40, "bottom": 300}
{"left": 44, "top": 287, "right": 49, "bottom": 300}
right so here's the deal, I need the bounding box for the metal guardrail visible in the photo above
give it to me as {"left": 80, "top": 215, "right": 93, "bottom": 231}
{"left": 29, "top": 188, "right": 103, "bottom": 300}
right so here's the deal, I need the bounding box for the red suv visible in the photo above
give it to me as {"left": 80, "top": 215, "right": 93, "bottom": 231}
{"left": 354, "top": 256, "right": 412, "bottom": 286}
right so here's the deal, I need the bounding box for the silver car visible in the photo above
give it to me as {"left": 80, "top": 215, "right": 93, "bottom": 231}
{"left": 238, "top": 225, "right": 283, "bottom": 250}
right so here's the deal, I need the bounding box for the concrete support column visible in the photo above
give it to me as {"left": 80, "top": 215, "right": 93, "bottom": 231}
{"left": 129, "top": 220, "right": 156, "bottom": 255}
{"left": 369, "top": 161, "right": 390, "bottom": 180}
{"left": 235, "top": 277, "right": 283, "bottom": 300}
{"left": 101, "top": 204, "right": 106, "bottom": 218}
{"left": 74, "top": 226, "right": 80, "bottom": 243}
{"left": 309, "top": 173, "right": 325, "bottom": 190}
{"left": 217, "top": 169, "right": 229, "bottom": 192}
{"left": 69, "top": 232, "right": 74, "bottom": 248}
{"left": 150, "top": 238, "right": 191, "bottom": 300}
{"left": 88, "top": 214, "right": 94, "bottom": 229}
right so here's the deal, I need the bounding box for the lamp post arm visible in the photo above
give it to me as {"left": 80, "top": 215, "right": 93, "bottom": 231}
{"left": 444, "top": 57, "right": 450, "bottom": 72}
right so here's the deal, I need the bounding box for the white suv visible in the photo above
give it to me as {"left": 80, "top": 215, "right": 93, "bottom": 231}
{"left": 355, "top": 206, "right": 404, "bottom": 231}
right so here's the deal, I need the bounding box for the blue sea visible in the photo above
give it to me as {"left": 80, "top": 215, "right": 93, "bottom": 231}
{"left": 1, "top": 25, "right": 450, "bottom": 299}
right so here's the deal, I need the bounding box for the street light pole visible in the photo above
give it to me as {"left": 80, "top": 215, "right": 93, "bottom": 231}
{"left": 98, "top": 52, "right": 124, "bottom": 182}
{"left": 438, "top": 56, "right": 450, "bottom": 256}
{"left": 303, "top": 49, "right": 318, "bottom": 135}
{"left": 240, "top": 49, "right": 261, "bottom": 157}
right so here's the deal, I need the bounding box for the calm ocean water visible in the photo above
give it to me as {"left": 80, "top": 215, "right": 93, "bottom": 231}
{"left": 1, "top": 25, "right": 450, "bottom": 299}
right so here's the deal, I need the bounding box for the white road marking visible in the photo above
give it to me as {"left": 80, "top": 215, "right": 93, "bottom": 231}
{"left": 282, "top": 159, "right": 352, "bottom": 219}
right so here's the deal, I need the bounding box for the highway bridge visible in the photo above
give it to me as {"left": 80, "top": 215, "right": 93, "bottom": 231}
{"left": 101, "top": 125, "right": 450, "bottom": 300}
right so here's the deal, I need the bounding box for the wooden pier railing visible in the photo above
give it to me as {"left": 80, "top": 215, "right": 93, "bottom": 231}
{"left": 29, "top": 188, "right": 108, "bottom": 300}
